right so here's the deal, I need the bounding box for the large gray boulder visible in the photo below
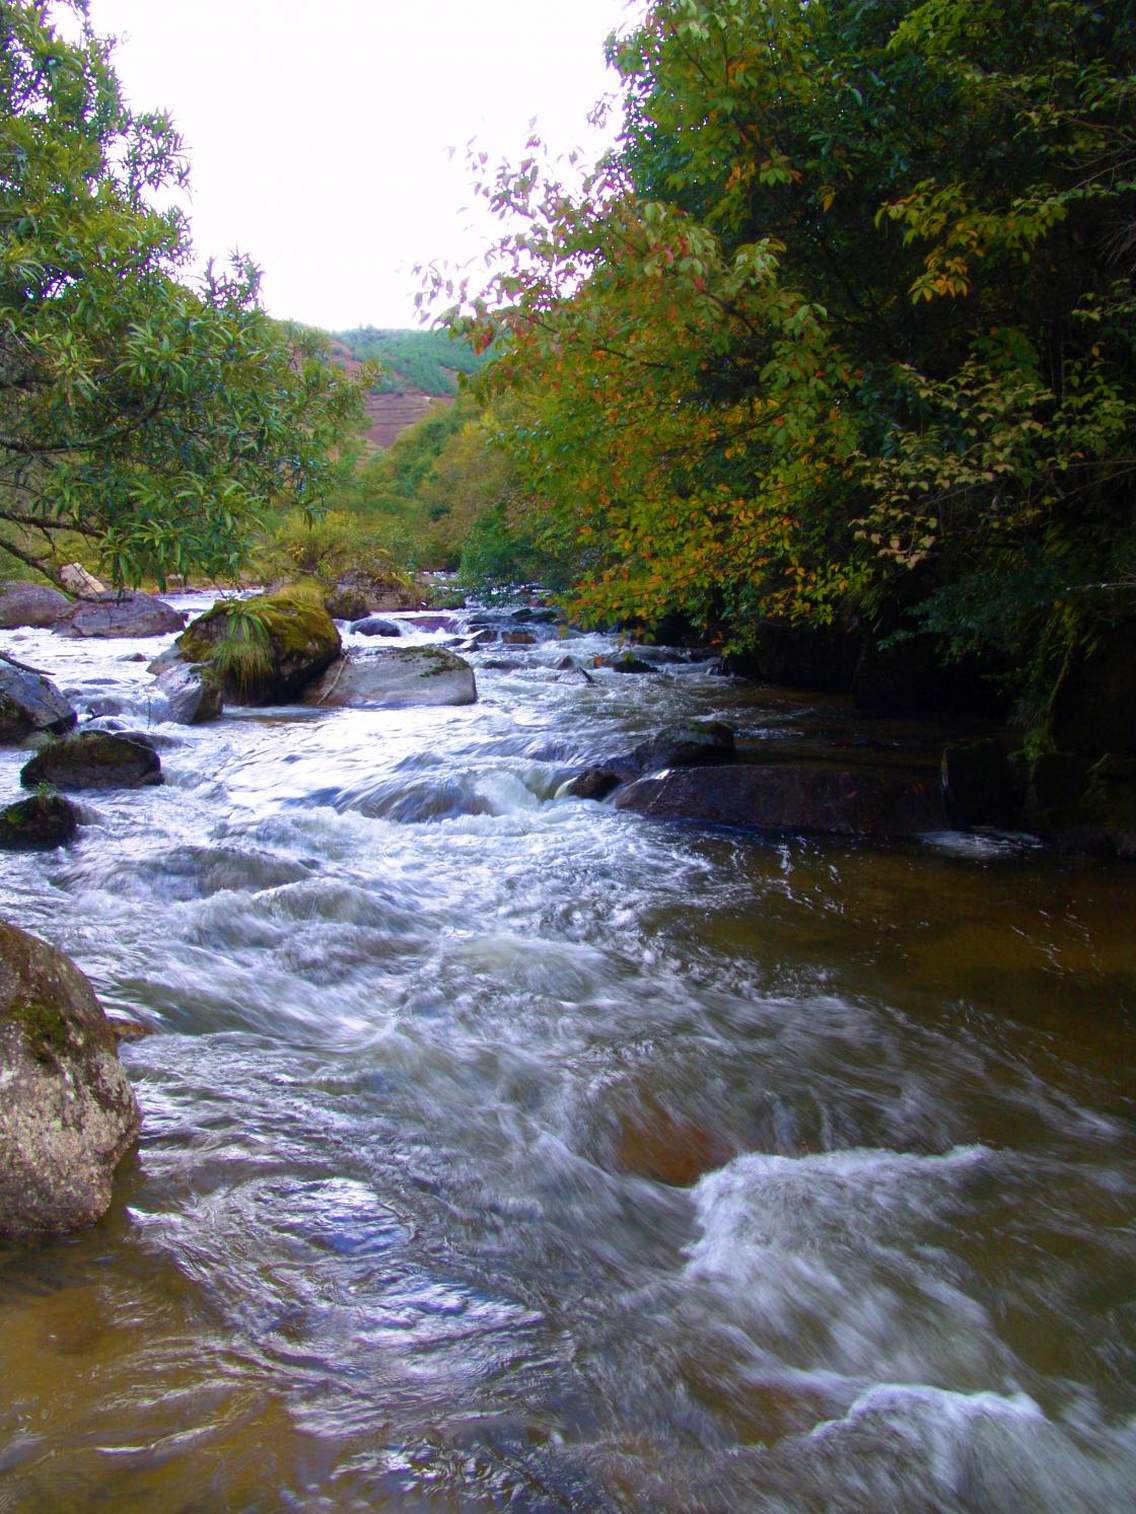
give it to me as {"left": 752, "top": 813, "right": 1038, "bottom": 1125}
{"left": 305, "top": 646, "right": 477, "bottom": 709}
{"left": 0, "top": 920, "right": 140, "bottom": 1240}
{"left": 54, "top": 590, "right": 185, "bottom": 639}
{"left": 615, "top": 762, "right": 944, "bottom": 837}
{"left": 0, "top": 658, "right": 77, "bottom": 743}
{"left": 0, "top": 581, "right": 70, "bottom": 629}
{"left": 21, "top": 731, "right": 162, "bottom": 790}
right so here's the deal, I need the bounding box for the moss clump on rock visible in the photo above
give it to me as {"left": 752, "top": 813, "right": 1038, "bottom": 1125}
{"left": 20, "top": 731, "right": 162, "bottom": 790}
{"left": 176, "top": 586, "right": 341, "bottom": 704}
{"left": 0, "top": 792, "right": 80, "bottom": 849}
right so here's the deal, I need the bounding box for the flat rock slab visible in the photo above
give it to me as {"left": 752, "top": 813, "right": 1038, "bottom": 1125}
{"left": 0, "top": 661, "right": 77, "bottom": 742}
{"left": 615, "top": 761, "right": 945, "bottom": 837}
{"left": 305, "top": 646, "right": 477, "bottom": 709}
{"left": 21, "top": 731, "right": 163, "bottom": 790}
{"left": 0, "top": 919, "right": 140, "bottom": 1240}
{"left": 54, "top": 591, "right": 185, "bottom": 639}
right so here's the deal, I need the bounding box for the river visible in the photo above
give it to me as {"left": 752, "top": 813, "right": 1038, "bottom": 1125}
{"left": 1, "top": 597, "right": 1134, "bottom": 1512}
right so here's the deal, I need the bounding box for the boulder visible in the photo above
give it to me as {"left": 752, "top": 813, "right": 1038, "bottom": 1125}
{"left": 615, "top": 761, "right": 945, "bottom": 837}
{"left": 21, "top": 731, "right": 162, "bottom": 790}
{"left": 153, "top": 663, "right": 223, "bottom": 724}
{"left": 501, "top": 630, "right": 538, "bottom": 646}
{"left": 0, "top": 794, "right": 80, "bottom": 850}
{"left": 304, "top": 645, "right": 477, "bottom": 709}
{"left": 59, "top": 563, "right": 106, "bottom": 595}
{"left": 175, "top": 588, "right": 341, "bottom": 704}
{"left": 324, "top": 569, "right": 420, "bottom": 619}
{"left": 631, "top": 721, "right": 736, "bottom": 773}
{"left": 1026, "top": 752, "right": 1136, "bottom": 858}
{"left": 0, "top": 581, "right": 70, "bottom": 629}
{"left": 608, "top": 652, "right": 656, "bottom": 675}
{"left": 557, "top": 768, "right": 624, "bottom": 801}
{"left": 54, "top": 590, "right": 185, "bottom": 639}
{"left": 0, "top": 659, "right": 77, "bottom": 742}
{"left": 0, "top": 920, "right": 140, "bottom": 1240}
{"left": 511, "top": 607, "right": 559, "bottom": 624}
{"left": 350, "top": 615, "right": 402, "bottom": 637}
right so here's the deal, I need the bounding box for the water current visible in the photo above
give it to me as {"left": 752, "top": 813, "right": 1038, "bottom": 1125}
{"left": 1, "top": 597, "right": 1133, "bottom": 1512}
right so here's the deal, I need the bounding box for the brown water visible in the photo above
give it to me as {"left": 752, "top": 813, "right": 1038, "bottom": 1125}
{"left": 1, "top": 603, "right": 1133, "bottom": 1512}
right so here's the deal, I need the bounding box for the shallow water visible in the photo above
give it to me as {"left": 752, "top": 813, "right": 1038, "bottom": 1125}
{"left": 1, "top": 599, "right": 1133, "bottom": 1512}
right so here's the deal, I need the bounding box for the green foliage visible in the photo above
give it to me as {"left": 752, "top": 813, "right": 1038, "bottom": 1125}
{"left": 208, "top": 602, "right": 273, "bottom": 699}
{"left": 0, "top": 0, "right": 366, "bottom": 588}
{"left": 332, "top": 327, "right": 489, "bottom": 396}
{"left": 305, "top": 392, "right": 531, "bottom": 578}
{"left": 434, "top": 0, "right": 1136, "bottom": 703}
{"left": 252, "top": 508, "right": 413, "bottom": 592}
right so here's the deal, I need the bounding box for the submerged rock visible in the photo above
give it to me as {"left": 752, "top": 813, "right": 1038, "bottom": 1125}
{"left": 615, "top": 761, "right": 944, "bottom": 837}
{"left": 0, "top": 794, "right": 80, "bottom": 850}
{"left": 21, "top": 731, "right": 162, "bottom": 790}
{"left": 305, "top": 645, "right": 477, "bottom": 709}
{"left": 54, "top": 590, "right": 185, "bottom": 639}
{"left": 350, "top": 615, "right": 402, "bottom": 637}
{"left": 174, "top": 588, "right": 341, "bottom": 704}
{"left": 557, "top": 768, "right": 624, "bottom": 802}
{"left": 0, "top": 581, "right": 70, "bottom": 629}
{"left": 0, "top": 660, "right": 77, "bottom": 743}
{"left": 0, "top": 919, "right": 141, "bottom": 1240}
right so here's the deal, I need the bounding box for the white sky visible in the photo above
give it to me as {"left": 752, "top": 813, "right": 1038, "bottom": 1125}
{"left": 86, "top": 0, "right": 643, "bottom": 331}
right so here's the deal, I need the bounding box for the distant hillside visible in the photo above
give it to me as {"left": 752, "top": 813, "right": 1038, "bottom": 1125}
{"left": 333, "top": 327, "right": 489, "bottom": 397}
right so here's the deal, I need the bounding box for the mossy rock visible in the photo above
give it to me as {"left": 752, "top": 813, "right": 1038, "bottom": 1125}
{"left": 21, "top": 731, "right": 162, "bottom": 790}
{"left": 0, "top": 794, "right": 80, "bottom": 850}
{"left": 0, "top": 919, "right": 141, "bottom": 1240}
{"left": 176, "top": 587, "right": 341, "bottom": 705}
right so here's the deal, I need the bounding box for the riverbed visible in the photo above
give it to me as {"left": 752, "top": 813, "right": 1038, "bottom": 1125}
{"left": 1, "top": 599, "right": 1133, "bottom": 1512}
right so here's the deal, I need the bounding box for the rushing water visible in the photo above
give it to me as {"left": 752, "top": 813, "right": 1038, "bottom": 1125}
{"left": 1, "top": 598, "right": 1134, "bottom": 1512}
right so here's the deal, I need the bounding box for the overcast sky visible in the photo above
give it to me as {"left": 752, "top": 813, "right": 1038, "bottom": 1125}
{"left": 87, "top": 0, "right": 643, "bottom": 331}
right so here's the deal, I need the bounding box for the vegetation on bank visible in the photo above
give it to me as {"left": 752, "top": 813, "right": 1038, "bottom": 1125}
{"left": 428, "top": 0, "right": 1135, "bottom": 724}
{"left": 0, "top": 0, "right": 366, "bottom": 590}
{"left": 331, "top": 327, "right": 489, "bottom": 396}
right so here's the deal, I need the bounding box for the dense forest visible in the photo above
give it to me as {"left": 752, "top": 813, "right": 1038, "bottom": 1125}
{"left": 427, "top": 0, "right": 1136, "bottom": 740}
{"left": 3, "top": 0, "right": 1133, "bottom": 747}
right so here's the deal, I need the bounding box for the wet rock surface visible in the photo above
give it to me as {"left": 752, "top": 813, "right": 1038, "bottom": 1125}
{"left": 305, "top": 645, "right": 477, "bottom": 709}
{"left": 616, "top": 760, "right": 945, "bottom": 837}
{"left": 54, "top": 591, "right": 185, "bottom": 639}
{"left": 153, "top": 663, "right": 223, "bottom": 725}
{"left": 0, "top": 793, "right": 80, "bottom": 850}
{"left": 0, "top": 582, "right": 70, "bottom": 629}
{"left": 0, "top": 920, "right": 140, "bottom": 1240}
{"left": 0, "top": 660, "right": 77, "bottom": 742}
{"left": 20, "top": 731, "right": 162, "bottom": 790}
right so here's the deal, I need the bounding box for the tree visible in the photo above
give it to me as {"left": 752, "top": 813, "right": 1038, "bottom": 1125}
{"left": 437, "top": 0, "right": 1136, "bottom": 708}
{"left": 0, "top": 0, "right": 365, "bottom": 587}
